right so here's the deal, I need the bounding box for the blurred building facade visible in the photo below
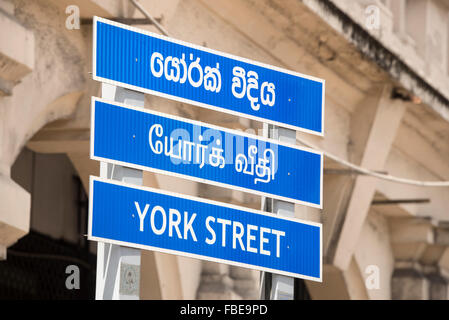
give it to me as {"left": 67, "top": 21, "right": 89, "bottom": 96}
{"left": 1, "top": 0, "right": 449, "bottom": 300}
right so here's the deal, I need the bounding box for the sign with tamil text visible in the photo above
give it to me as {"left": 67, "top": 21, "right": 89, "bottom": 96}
{"left": 91, "top": 98, "right": 323, "bottom": 208}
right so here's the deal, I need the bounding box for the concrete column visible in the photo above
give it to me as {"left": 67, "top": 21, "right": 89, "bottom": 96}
{"left": 333, "top": 86, "right": 408, "bottom": 270}
{"left": 392, "top": 266, "right": 449, "bottom": 300}
{"left": 0, "top": 245, "right": 6, "bottom": 260}
{"left": 426, "top": 271, "right": 448, "bottom": 300}
{"left": 197, "top": 261, "right": 241, "bottom": 300}
{"left": 392, "top": 266, "right": 429, "bottom": 300}
{"left": 229, "top": 266, "right": 259, "bottom": 299}
{"left": 0, "top": 173, "right": 31, "bottom": 256}
{"left": 0, "top": 9, "right": 34, "bottom": 95}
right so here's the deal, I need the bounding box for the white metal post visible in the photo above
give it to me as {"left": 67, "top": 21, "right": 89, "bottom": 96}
{"left": 260, "top": 123, "right": 296, "bottom": 300}
{"left": 95, "top": 83, "right": 144, "bottom": 300}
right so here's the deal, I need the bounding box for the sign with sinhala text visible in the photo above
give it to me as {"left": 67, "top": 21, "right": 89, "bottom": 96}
{"left": 93, "top": 17, "right": 325, "bottom": 136}
{"left": 89, "top": 177, "right": 322, "bottom": 281}
{"left": 91, "top": 98, "right": 323, "bottom": 208}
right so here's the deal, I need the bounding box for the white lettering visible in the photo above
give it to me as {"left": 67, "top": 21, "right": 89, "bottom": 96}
{"left": 168, "top": 208, "right": 182, "bottom": 239}
{"left": 183, "top": 211, "right": 197, "bottom": 242}
{"left": 217, "top": 218, "right": 231, "bottom": 247}
{"left": 246, "top": 224, "right": 258, "bottom": 253}
{"left": 272, "top": 229, "right": 285, "bottom": 258}
{"left": 232, "top": 221, "right": 245, "bottom": 251}
{"left": 150, "top": 205, "right": 167, "bottom": 235}
{"left": 205, "top": 216, "right": 216, "bottom": 245}
{"left": 260, "top": 227, "right": 270, "bottom": 256}
{"left": 135, "top": 202, "right": 150, "bottom": 232}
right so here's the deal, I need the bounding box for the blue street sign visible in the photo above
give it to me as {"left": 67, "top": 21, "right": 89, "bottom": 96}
{"left": 93, "top": 17, "right": 325, "bottom": 136}
{"left": 91, "top": 98, "right": 323, "bottom": 208}
{"left": 89, "top": 177, "right": 322, "bottom": 281}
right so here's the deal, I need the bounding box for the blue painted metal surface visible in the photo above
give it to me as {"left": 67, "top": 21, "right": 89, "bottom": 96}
{"left": 93, "top": 17, "right": 325, "bottom": 135}
{"left": 89, "top": 177, "right": 322, "bottom": 281}
{"left": 91, "top": 98, "right": 323, "bottom": 208}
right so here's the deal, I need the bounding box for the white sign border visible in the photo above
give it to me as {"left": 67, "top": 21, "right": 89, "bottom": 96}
{"left": 88, "top": 176, "right": 323, "bottom": 282}
{"left": 92, "top": 16, "right": 325, "bottom": 137}
{"left": 90, "top": 96, "right": 323, "bottom": 209}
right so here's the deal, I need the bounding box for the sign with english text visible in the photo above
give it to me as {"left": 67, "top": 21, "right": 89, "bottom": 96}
{"left": 93, "top": 17, "right": 325, "bottom": 136}
{"left": 88, "top": 177, "right": 322, "bottom": 281}
{"left": 91, "top": 98, "right": 323, "bottom": 208}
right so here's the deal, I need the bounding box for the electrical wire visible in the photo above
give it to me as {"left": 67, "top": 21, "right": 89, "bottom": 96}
{"left": 296, "top": 136, "right": 449, "bottom": 187}
{"left": 129, "top": 0, "right": 171, "bottom": 37}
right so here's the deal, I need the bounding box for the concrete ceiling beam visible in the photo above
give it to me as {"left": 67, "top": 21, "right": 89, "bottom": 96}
{"left": 0, "top": 10, "right": 34, "bottom": 94}
{"left": 332, "top": 85, "right": 408, "bottom": 270}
